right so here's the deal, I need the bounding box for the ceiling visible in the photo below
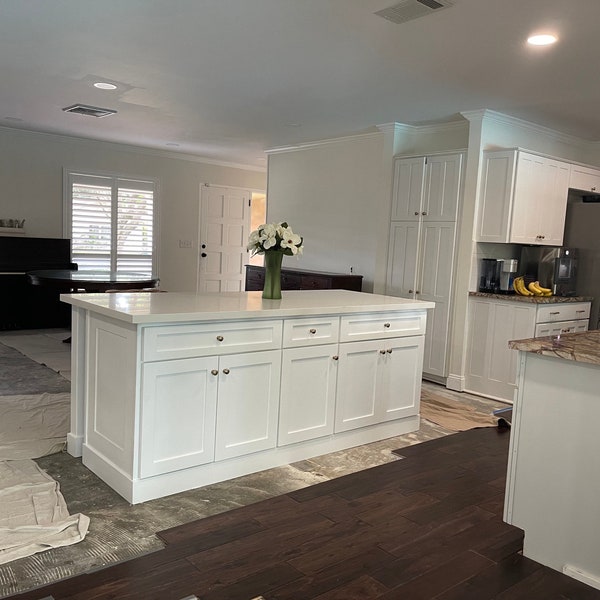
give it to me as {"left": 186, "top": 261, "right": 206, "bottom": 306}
{"left": 1, "top": 0, "right": 599, "bottom": 169}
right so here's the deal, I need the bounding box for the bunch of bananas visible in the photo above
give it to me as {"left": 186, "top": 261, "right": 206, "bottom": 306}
{"left": 513, "top": 276, "right": 552, "bottom": 297}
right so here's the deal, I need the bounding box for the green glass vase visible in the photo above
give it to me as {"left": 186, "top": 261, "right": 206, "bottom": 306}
{"left": 262, "top": 251, "right": 283, "bottom": 299}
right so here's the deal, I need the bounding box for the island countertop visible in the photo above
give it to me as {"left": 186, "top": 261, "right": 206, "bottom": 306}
{"left": 60, "top": 289, "right": 435, "bottom": 324}
{"left": 509, "top": 329, "right": 600, "bottom": 366}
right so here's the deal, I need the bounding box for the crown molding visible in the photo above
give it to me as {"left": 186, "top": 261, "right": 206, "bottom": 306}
{"left": 266, "top": 130, "right": 383, "bottom": 154}
{"left": 376, "top": 122, "right": 415, "bottom": 136}
{"left": 0, "top": 125, "right": 267, "bottom": 173}
{"left": 461, "top": 109, "right": 596, "bottom": 149}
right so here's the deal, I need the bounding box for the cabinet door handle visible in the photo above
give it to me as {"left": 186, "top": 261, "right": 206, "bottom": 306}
{"left": 592, "top": 186, "right": 597, "bottom": 191}
{"left": 549, "top": 311, "right": 560, "bottom": 315}
{"left": 576, "top": 310, "right": 586, "bottom": 313}
{"left": 384, "top": 323, "right": 391, "bottom": 328}
{"left": 216, "top": 335, "right": 224, "bottom": 342}
{"left": 211, "top": 369, "right": 219, "bottom": 376}
{"left": 386, "top": 348, "right": 393, "bottom": 354}
{"left": 309, "top": 328, "right": 317, "bottom": 334}
{"left": 332, "top": 355, "right": 339, "bottom": 361}
{"left": 414, "top": 211, "right": 419, "bottom": 216}
{"left": 408, "top": 289, "right": 414, "bottom": 294}
{"left": 222, "top": 368, "right": 230, "bottom": 375}
{"left": 379, "top": 349, "right": 386, "bottom": 355}
{"left": 421, "top": 211, "right": 427, "bottom": 216}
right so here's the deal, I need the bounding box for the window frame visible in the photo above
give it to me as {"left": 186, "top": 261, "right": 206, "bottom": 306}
{"left": 63, "top": 168, "right": 160, "bottom": 277}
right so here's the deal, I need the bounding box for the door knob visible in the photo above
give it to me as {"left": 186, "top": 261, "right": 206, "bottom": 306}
{"left": 201, "top": 252, "right": 207, "bottom": 257}
{"left": 201, "top": 244, "right": 206, "bottom": 249}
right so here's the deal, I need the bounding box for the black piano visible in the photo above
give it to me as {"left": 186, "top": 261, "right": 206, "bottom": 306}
{"left": 0, "top": 236, "right": 77, "bottom": 330}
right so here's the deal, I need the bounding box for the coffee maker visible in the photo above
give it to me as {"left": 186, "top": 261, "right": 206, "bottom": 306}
{"left": 479, "top": 258, "right": 501, "bottom": 293}
{"left": 499, "top": 259, "right": 518, "bottom": 293}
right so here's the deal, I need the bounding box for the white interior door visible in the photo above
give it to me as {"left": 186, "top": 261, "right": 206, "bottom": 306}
{"left": 198, "top": 185, "right": 250, "bottom": 292}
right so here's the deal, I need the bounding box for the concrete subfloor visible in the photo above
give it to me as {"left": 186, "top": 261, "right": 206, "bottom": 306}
{"left": 0, "top": 329, "right": 507, "bottom": 598}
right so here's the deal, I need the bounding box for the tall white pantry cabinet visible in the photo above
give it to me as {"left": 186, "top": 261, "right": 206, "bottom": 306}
{"left": 386, "top": 152, "right": 464, "bottom": 380}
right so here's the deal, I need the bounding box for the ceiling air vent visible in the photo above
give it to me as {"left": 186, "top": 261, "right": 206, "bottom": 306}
{"left": 62, "top": 104, "right": 117, "bottom": 118}
{"left": 374, "top": 0, "right": 454, "bottom": 24}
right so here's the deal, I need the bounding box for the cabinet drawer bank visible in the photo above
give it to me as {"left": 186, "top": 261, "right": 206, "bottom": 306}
{"left": 62, "top": 289, "right": 434, "bottom": 504}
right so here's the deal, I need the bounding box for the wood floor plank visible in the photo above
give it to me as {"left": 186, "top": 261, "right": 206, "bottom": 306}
{"left": 10, "top": 427, "right": 600, "bottom": 600}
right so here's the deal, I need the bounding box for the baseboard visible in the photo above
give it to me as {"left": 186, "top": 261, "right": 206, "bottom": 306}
{"left": 563, "top": 565, "right": 600, "bottom": 591}
{"left": 445, "top": 373, "right": 465, "bottom": 392}
{"left": 67, "top": 433, "right": 83, "bottom": 457}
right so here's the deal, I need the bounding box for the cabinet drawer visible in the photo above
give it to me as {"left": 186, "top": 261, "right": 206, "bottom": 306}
{"left": 300, "top": 275, "right": 332, "bottom": 289}
{"left": 569, "top": 165, "right": 600, "bottom": 193}
{"left": 534, "top": 319, "right": 589, "bottom": 338}
{"left": 536, "top": 303, "right": 590, "bottom": 323}
{"left": 340, "top": 311, "right": 426, "bottom": 342}
{"left": 142, "top": 320, "right": 283, "bottom": 361}
{"left": 283, "top": 317, "right": 340, "bottom": 348}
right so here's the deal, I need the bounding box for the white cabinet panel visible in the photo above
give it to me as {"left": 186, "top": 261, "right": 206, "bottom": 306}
{"left": 142, "top": 319, "right": 282, "bottom": 361}
{"left": 569, "top": 164, "right": 600, "bottom": 194}
{"left": 386, "top": 221, "right": 420, "bottom": 298}
{"left": 422, "top": 153, "right": 462, "bottom": 221}
{"left": 476, "top": 149, "right": 570, "bottom": 246}
{"left": 465, "top": 298, "right": 537, "bottom": 401}
{"left": 278, "top": 345, "right": 338, "bottom": 445}
{"left": 340, "top": 311, "right": 425, "bottom": 342}
{"left": 536, "top": 303, "right": 590, "bottom": 323}
{"left": 334, "top": 337, "right": 421, "bottom": 433}
{"left": 215, "top": 349, "right": 281, "bottom": 460}
{"left": 534, "top": 319, "right": 588, "bottom": 337}
{"left": 140, "top": 357, "right": 218, "bottom": 477}
{"left": 390, "top": 157, "right": 425, "bottom": 221}
{"left": 282, "top": 316, "right": 340, "bottom": 348}
{"left": 386, "top": 152, "right": 463, "bottom": 380}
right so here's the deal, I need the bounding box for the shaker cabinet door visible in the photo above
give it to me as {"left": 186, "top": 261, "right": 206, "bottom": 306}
{"left": 140, "top": 357, "right": 218, "bottom": 478}
{"left": 390, "top": 157, "right": 425, "bottom": 221}
{"left": 215, "top": 349, "right": 281, "bottom": 460}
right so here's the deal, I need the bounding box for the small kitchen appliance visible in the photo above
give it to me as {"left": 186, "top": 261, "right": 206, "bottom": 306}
{"left": 499, "top": 259, "right": 518, "bottom": 293}
{"left": 479, "top": 258, "right": 501, "bottom": 293}
{"left": 519, "top": 246, "right": 578, "bottom": 296}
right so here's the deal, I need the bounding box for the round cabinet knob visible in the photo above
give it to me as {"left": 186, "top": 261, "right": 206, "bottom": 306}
{"left": 216, "top": 335, "right": 224, "bottom": 342}
{"left": 332, "top": 355, "right": 339, "bottom": 361}
{"left": 379, "top": 349, "right": 386, "bottom": 355}
{"left": 386, "top": 348, "right": 393, "bottom": 354}
{"left": 384, "top": 323, "right": 391, "bottom": 328}
{"left": 211, "top": 369, "right": 218, "bottom": 376}
{"left": 592, "top": 187, "right": 597, "bottom": 191}
{"left": 309, "top": 328, "right": 317, "bottom": 334}
{"left": 222, "top": 368, "right": 230, "bottom": 375}
{"left": 416, "top": 290, "right": 420, "bottom": 294}
{"left": 414, "top": 211, "right": 419, "bottom": 216}
{"left": 422, "top": 211, "right": 427, "bottom": 216}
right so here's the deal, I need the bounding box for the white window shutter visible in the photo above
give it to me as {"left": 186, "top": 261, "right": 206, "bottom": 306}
{"left": 69, "top": 173, "right": 155, "bottom": 276}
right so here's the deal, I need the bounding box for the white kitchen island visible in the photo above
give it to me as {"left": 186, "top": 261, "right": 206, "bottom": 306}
{"left": 61, "top": 289, "right": 434, "bottom": 504}
{"left": 506, "top": 330, "right": 600, "bottom": 590}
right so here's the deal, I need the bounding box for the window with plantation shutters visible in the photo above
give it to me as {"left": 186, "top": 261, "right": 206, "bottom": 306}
{"left": 66, "top": 172, "right": 155, "bottom": 276}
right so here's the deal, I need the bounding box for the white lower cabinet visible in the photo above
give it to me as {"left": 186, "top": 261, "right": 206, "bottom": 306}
{"left": 465, "top": 297, "right": 591, "bottom": 402}
{"left": 140, "top": 357, "right": 218, "bottom": 477}
{"left": 140, "top": 349, "right": 281, "bottom": 474}
{"left": 334, "top": 336, "right": 423, "bottom": 433}
{"left": 278, "top": 344, "right": 338, "bottom": 445}
{"left": 214, "top": 349, "right": 281, "bottom": 461}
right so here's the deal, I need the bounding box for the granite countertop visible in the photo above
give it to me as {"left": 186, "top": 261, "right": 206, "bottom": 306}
{"left": 509, "top": 330, "right": 600, "bottom": 366}
{"left": 469, "top": 292, "right": 593, "bottom": 304}
{"left": 60, "top": 289, "right": 435, "bottom": 324}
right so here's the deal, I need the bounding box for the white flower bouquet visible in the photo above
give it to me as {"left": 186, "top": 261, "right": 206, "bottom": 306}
{"left": 247, "top": 222, "right": 304, "bottom": 256}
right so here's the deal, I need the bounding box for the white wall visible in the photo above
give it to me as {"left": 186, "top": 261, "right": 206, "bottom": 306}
{"left": 0, "top": 127, "right": 266, "bottom": 291}
{"left": 266, "top": 134, "right": 386, "bottom": 292}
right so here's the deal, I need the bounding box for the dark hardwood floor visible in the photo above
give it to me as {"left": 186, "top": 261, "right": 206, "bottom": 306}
{"left": 10, "top": 427, "right": 600, "bottom": 600}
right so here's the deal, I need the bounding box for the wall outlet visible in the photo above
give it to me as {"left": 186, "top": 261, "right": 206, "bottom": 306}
{"left": 179, "top": 239, "right": 192, "bottom": 248}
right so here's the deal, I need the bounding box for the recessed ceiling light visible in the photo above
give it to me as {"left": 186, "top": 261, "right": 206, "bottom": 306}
{"left": 93, "top": 82, "right": 117, "bottom": 90}
{"left": 527, "top": 34, "right": 558, "bottom": 46}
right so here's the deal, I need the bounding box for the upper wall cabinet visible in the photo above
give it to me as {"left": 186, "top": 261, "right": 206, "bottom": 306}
{"left": 390, "top": 153, "right": 463, "bottom": 222}
{"left": 569, "top": 164, "right": 600, "bottom": 194}
{"left": 476, "top": 149, "right": 570, "bottom": 246}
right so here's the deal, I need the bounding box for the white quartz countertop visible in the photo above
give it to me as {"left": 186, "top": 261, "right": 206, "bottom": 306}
{"left": 60, "top": 289, "right": 435, "bottom": 324}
